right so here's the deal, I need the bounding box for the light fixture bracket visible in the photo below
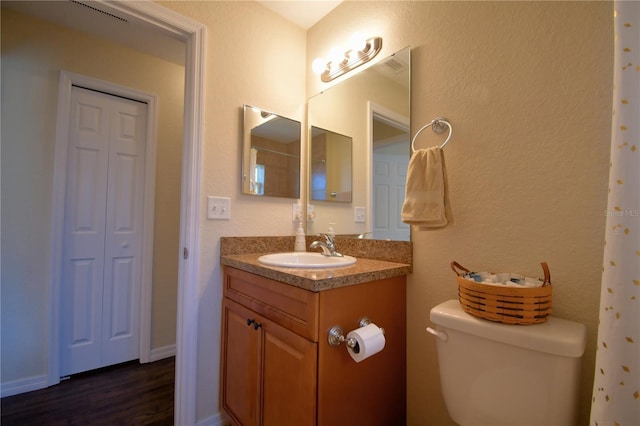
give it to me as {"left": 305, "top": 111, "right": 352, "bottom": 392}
{"left": 321, "top": 37, "right": 383, "bottom": 82}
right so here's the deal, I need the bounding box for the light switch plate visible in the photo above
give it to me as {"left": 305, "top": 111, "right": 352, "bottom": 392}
{"left": 207, "top": 196, "right": 231, "bottom": 220}
{"left": 354, "top": 206, "right": 366, "bottom": 223}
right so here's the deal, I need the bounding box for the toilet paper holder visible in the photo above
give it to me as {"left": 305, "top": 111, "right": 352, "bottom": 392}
{"left": 327, "top": 317, "right": 385, "bottom": 347}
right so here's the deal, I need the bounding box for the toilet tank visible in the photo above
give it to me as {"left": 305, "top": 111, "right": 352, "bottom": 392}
{"left": 429, "top": 300, "right": 587, "bottom": 426}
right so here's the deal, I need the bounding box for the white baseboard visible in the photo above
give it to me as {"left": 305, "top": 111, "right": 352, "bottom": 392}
{"left": 2, "top": 346, "right": 175, "bottom": 398}
{"left": 149, "top": 344, "right": 176, "bottom": 362}
{"left": 1, "top": 374, "right": 48, "bottom": 398}
{"left": 196, "top": 412, "right": 226, "bottom": 426}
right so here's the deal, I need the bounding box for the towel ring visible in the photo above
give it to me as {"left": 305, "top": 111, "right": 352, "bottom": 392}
{"left": 411, "top": 117, "right": 452, "bottom": 152}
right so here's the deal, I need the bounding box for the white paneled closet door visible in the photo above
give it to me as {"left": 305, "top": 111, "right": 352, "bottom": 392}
{"left": 373, "top": 153, "right": 410, "bottom": 241}
{"left": 60, "top": 86, "right": 147, "bottom": 376}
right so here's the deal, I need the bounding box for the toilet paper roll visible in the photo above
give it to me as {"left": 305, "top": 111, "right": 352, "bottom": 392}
{"left": 346, "top": 323, "right": 386, "bottom": 363}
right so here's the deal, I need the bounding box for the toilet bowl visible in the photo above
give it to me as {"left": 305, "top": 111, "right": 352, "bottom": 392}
{"left": 428, "top": 299, "right": 586, "bottom": 426}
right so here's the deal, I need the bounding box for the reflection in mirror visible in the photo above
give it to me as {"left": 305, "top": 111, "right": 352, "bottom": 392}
{"left": 310, "top": 126, "right": 352, "bottom": 202}
{"left": 242, "top": 105, "right": 301, "bottom": 198}
{"left": 372, "top": 109, "right": 410, "bottom": 241}
{"left": 307, "top": 47, "right": 410, "bottom": 240}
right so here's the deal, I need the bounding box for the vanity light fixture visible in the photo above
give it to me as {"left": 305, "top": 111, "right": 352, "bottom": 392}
{"left": 312, "top": 35, "right": 383, "bottom": 83}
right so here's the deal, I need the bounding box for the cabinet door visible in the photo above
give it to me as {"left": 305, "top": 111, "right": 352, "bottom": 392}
{"left": 262, "top": 319, "right": 317, "bottom": 426}
{"left": 221, "top": 299, "right": 261, "bottom": 426}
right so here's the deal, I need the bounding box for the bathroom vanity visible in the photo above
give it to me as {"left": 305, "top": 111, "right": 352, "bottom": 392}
{"left": 219, "top": 237, "right": 411, "bottom": 426}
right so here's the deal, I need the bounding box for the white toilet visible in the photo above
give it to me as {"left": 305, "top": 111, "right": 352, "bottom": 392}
{"left": 428, "top": 299, "right": 587, "bottom": 426}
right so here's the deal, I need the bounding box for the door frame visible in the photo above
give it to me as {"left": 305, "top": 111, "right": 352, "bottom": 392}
{"left": 52, "top": 72, "right": 157, "bottom": 374}
{"left": 47, "top": 3, "right": 205, "bottom": 425}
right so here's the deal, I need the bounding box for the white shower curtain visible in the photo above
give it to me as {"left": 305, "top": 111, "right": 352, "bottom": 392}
{"left": 590, "top": 2, "right": 640, "bottom": 425}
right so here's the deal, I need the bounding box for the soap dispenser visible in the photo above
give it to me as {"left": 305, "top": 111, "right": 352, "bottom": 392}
{"left": 294, "top": 220, "right": 306, "bottom": 252}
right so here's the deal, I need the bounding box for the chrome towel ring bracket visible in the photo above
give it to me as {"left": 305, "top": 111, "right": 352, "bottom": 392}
{"left": 411, "top": 117, "right": 452, "bottom": 152}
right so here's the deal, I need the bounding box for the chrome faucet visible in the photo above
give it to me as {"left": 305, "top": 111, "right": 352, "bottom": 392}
{"left": 309, "top": 234, "right": 343, "bottom": 257}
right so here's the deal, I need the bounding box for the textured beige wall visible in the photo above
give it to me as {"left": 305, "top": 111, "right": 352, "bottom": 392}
{"left": 308, "top": 2, "right": 612, "bottom": 424}
{"left": 1, "top": 8, "right": 183, "bottom": 381}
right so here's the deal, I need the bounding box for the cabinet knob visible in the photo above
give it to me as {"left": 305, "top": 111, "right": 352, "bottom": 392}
{"left": 253, "top": 322, "right": 262, "bottom": 330}
{"left": 247, "top": 319, "right": 255, "bottom": 326}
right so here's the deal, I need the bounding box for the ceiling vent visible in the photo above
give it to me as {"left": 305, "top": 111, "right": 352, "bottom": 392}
{"left": 69, "top": 0, "right": 128, "bottom": 22}
{"left": 383, "top": 57, "right": 407, "bottom": 74}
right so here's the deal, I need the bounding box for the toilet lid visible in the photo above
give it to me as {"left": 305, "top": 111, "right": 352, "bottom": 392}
{"left": 430, "top": 300, "right": 587, "bottom": 358}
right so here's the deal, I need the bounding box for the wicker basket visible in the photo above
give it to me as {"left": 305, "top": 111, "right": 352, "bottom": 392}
{"left": 451, "top": 261, "right": 552, "bottom": 325}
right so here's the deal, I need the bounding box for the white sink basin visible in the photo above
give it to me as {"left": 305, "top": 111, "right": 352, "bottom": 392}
{"left": 258, "top": 252, "right": 357, "bottom": 269}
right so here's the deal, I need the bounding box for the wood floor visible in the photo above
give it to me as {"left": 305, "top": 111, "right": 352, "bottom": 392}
{"left": 1, "top": 357, "right": 175, "bottom": 426}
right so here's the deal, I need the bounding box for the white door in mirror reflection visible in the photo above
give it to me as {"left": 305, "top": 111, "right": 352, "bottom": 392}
{"left": 373, "top": 153, "right": 410, "bottom": 241}
{"left": 371, "top": 108, "right": 410, "bottom": 241}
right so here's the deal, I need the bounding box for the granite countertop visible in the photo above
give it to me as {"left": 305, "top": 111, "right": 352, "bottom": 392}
{"left": 220, "top": 236, "right": 412, "bottom": 292}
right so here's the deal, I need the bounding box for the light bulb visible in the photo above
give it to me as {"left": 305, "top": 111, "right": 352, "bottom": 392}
{"left": 312, "top": 57, "right": 326, "bottom": 74}
{"left": 330, "top": 60, "right": 345, "bottom": 73}
{"left": 349, "top": 32, "right": 367, "bottom": 53}
{"left": 329, "top": 47, "right": 346, "bottom": 65}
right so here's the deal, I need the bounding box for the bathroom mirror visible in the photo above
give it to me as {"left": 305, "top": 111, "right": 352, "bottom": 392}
{"left": 307, "top": 47, "right": 410, "bottom": 240}
{"left": 310, "top": 126, "right": 353, "bottom": 202}
{"left": 242, "top": 105, "right": 301, "bottom": 198}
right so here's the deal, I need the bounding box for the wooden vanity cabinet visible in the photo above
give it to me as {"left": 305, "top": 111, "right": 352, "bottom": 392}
{"left": 220, "top": 266, "right": 406, "bottom": 426}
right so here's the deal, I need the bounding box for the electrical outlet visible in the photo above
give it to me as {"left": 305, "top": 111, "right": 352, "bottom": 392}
{"left": 207, "top": 196, "right": 231, "bottom": 220}
{"left": 354, "top": 206, "right": 366, "bottom": 223}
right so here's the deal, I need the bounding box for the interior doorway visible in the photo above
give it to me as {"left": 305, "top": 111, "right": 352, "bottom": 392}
{"left": 42, "top": 3, "right": 206, "bottom": 424}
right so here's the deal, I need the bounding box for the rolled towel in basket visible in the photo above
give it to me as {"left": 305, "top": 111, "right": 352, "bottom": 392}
{"left": 401, "top": 147, "right": 453, "bottom": 228}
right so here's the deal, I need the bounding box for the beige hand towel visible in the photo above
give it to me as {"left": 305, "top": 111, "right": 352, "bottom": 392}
{"left": 401, "top": 147, "right": 453, "bottom": 228}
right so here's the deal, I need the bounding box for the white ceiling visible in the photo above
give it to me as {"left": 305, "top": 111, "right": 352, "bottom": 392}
{"left": 257, "top": 1, "right": 342, "bottom": 30}
{"left": 3, "top": 1, "right": 342, "bottom": 65}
